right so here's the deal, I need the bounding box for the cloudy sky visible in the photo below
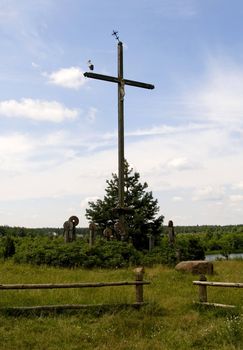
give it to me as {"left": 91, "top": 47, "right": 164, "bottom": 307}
{"left": 1, "top": 0, "right": 243, "bottom": 227}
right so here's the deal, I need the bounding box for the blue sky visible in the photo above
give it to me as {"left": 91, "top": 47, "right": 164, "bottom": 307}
{"left": 1, "top": 0, "right": 243, "bottom": 227}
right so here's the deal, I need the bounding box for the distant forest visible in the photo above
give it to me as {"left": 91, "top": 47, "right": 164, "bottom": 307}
{"left": 1, "top": 224, "right": 243, "bottom": 238}
{"left": 170, "top": 224, "right": 243, "bottom": 235}
{"left": 0, "top": 226, "right": 89, "bottom": 237}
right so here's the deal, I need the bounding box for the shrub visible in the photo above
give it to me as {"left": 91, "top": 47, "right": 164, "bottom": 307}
{"left": 0, "top": 236, "right": 16, "bottom": 259}
{"left": 176, "top": 235, "right": 205, "bottom": 261}
{"left": 13, "top": 236, "right": 142, "bottom": 268}
{"left": 153, "top": 235, "right": 206, "bottom": 267}
{"left": 10, "top": 233, "right": 206, "bottom": 268}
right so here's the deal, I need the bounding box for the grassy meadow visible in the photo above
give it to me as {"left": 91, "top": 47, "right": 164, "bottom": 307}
{"left": 0, "top": 260, "right": 243, "bottom": 349}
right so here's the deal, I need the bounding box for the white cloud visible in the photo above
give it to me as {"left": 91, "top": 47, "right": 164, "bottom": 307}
{"left": 0, "top": 112, "right": 242, "bottom": 226}
{"left": 80, "top": 196, "right": 100, "bottom": 208}
{"left": 42, "top": 130, "right": 68, "bottom": 147}
{"left": 192, "top": 186, "right": 225, "bottom": 202}
{"left": 103, "top": 125, "right": 174, "bottom": 140}
{"left": 0, "top": 133, "right": 32, "bottom": 154}
{"left": 172, "top": 196, "right": 183, "bottom": 202}
{"left": 0, "top": 99, "right": 78, "bottom": 122}
{"left": 31, "top": 62, "right": 40, "bottom": 69}
{"left": 44, "top": 67, "right": 86, "bottom": 90}
{"left": 127, "top": 125, "right": 175, "bottom": 137}
{"left": 0, "top": 127, "right": 241, "bottom": 226}
{"left": 0, "top": 133, "right": 35, "bottom": 174}
{"left": 167, "top": 156, "right": 198, "bottom": 170}
{"left": 0, "top": 151, "right": 115, "bottom": 201}
{"left": 232, "top": 182, "right": 243, "bottom": 190}
{"left": 103, "top": 123, "right": 210, "bottom": 141}
{"left": 186, "top": 59, "right": 243, "bottom": 124}
{"left": 229, "top": 195, "right": 243, "bottom": 203}
{"left": 86, "top": 107, "right": 98, "bottom": 123}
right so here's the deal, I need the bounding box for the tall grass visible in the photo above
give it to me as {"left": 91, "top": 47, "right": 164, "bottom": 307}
{"left": 0, "top": 260, "right": 243, "bottom": 349}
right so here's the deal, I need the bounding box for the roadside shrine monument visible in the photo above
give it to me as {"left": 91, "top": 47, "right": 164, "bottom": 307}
{"left": 63, "top": 216, "right": 79, "bottom": 243}
{"left": 83, "top": 31, "right": 155, "bottom": 239}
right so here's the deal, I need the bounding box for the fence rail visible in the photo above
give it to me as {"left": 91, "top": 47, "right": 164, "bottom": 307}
{"left": 193, "top": 281, "right": 243, "bottom": 288}
{"left": 193, "top": 275, "right": 243, "bottom": 308}
{"left": 0, "top": 281, "right": 149, "bottom": 290}
{"left": 0, "top": 267, "right": 150, "bottom": 311}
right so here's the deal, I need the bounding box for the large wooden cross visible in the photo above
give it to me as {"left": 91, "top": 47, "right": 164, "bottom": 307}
{"left": 84, "top": 37, "right": 154, "bottom": 236}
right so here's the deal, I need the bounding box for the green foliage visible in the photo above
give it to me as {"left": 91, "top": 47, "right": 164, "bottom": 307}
{"left": 0, "top": 225, "right": 88, "bottom": 238}
{"left": 157, "top": 234, "right": 205, "bottom": 266}
{"left": 176, "top": 234, "right": 205, "bottom": 261}
{"left": 86, "top": 160, "right": 164, "bottom": 250}
{"left": 0, "top": 236, "right": 16, "bottom": 259}
{"left": 219, "top": 235, "right": 234, "bottom": 259}
{"left": 13, "top": 236, "right": 142, "bottom": 268}
{"left": 2, "top": 233, "right": 206, "bottom": 269}
{"left": 175, "top": 224, "right": 243, "bottom": 236}
{"left": 170, "top": 226, "right": 243, "bottom": 256}
{"left": 201, "top": 231, "right": 243, "bottom": 255}
{"left": 138, "top": 234, "right": 206, "bottom": 267}
{"left": 5, "top": 224, "right": 243, "bottom": 269}
{"left": 0, "top": 226, "right": 7, "bottom": 236}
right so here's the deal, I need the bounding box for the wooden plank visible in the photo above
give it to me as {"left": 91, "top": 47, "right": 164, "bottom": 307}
{"left": 194, "top": 301, "right": 237, "bottom": 309}
{"left": 84, "top": 72, "right": 119, "bottom": 84}
{"left": 123, "top": 78, "right": 154, "bottom": 89}
{"left": 0, "top": 281, "right": 150, "bottom": 290}
{"left": 83, "top": 72, "right": 154, "bottom": 89}
{"left": 193, "top": 281, "right": 243, "bottom": 288}
{"left": 0, "top": 302, "right": 146, "bottom": 311}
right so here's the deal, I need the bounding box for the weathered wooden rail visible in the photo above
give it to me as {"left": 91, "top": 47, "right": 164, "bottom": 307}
{"left": 0, "top": 268, "right": 150, "bottom": 311}
{"left": 193, "top": 274, "right": 243, "bottom": 308}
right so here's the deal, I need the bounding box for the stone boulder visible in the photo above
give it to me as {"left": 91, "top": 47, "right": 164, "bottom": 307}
{"left": 175, "top": 260, "right": 213, "bottom": 275}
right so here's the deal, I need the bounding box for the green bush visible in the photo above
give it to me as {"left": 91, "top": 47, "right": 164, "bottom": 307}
{"left": 13, "top": 236, "right": 142, "bottom": 268}
{"left": 136, "top": 234, "right": 205, "bottom": 267}
{"left": 5, "top": 233, "right": 206, "bottom": 269}
{"left": 176, "top": 234, "right": 205, "bottom": 261}
{"left": 0, "top": 236, "right": 16, "bottom": 259}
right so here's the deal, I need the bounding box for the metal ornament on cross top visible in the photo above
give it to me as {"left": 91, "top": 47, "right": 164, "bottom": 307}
{"left": 83, "top": 31, "right": 155, "bottom": 236}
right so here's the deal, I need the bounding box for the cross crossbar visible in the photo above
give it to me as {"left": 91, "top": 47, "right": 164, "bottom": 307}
{"left": 83, "top": 72, "right": 154, "bottom": 90}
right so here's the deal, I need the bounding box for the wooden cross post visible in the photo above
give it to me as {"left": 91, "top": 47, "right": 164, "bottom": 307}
{"left": 84, "top": 39, "right": 154, "bottom": 236}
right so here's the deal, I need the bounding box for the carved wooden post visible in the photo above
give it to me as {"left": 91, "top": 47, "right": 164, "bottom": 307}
{"left": 176, "top": 249, "right": 181, "bottom": 262}
{"left": 199, "top": 274, "right": 207, "bottom": 302}
{"left": 103, "top": 227, "right": 113, "bottom": 241}
{"left": 134, "top": 267, "right": 144, "bottom": 303}
{"left": 168, "top": 220, "right": 175, "bottom": 246}
{"left": 63, "top": 216, "right": 79, "bottom": 243}
{"left": 89, "top": 222, "right": 96, "bottom": 247}
{"left": 68, "top": 216, "right": 79, "bottom": 241}
{"left": 63, "top": 220, "right": 71, "bottom": 243}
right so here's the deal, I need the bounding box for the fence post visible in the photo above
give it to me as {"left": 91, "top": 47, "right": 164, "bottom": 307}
{"left": 199, "top": 274, "right": 207, "bottom": 302}
{"left": 134, "top": 267, "right": 144, "bottom": 303}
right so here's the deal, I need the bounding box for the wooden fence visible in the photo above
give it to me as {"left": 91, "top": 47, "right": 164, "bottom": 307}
{"left": 0, "top": 267, "right": 150, "bottom": 311}
{"left": 193, "top": 274, "right": 243, "bottom": 308}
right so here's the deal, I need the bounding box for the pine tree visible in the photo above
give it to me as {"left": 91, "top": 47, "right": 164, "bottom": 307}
{"left": 85, "top": 161, "right": 164, "bottom": 250}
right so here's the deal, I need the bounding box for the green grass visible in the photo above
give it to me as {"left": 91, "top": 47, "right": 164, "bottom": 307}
{"left": 0, "top": 261, "right": 243, "bottom": 349}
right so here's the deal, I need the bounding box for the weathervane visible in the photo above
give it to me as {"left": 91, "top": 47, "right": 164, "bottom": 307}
{"left": 84, "top": 33, "right": 154, "bottom": 237}
{"left": 112, "top": 30, "right": 120, "bottom": 42}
